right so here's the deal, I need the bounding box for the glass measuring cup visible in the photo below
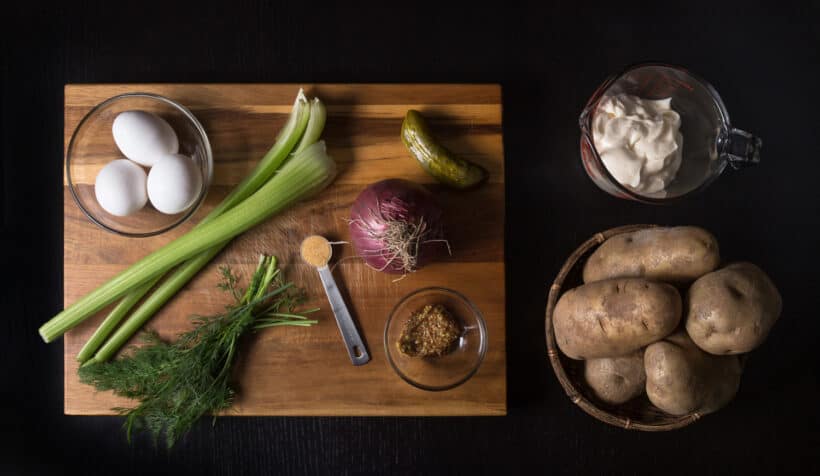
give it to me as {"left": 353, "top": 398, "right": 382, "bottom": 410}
{"left": 579, "top": 63, "right": 761, "bottom": 203}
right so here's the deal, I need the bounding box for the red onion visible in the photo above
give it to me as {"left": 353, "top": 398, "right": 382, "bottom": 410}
{"left": 349, "top": 179, "right": 447, "bottom": 274}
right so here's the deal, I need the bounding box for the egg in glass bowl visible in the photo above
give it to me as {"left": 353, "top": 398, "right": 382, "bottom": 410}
{"left": 66, "top": 92, "right": 213, "bottom": 237}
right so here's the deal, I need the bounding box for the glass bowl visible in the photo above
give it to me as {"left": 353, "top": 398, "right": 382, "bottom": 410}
{"left": 66, "top": 92, "right": 213, "bottom": 237}
{"left": 384, "top": 287, "right": 487, "bottom": 391}
{"left": 579, "top": 63, "right": 761, "bottom": 203}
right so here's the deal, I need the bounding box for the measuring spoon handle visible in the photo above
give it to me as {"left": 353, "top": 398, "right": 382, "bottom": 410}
{"left": 317, "top": 266, "right": 370, "bottom": 366}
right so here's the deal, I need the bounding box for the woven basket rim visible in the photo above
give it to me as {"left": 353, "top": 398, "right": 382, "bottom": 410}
{"left": 544, "top": 224, "right": 700, "bottom": 431}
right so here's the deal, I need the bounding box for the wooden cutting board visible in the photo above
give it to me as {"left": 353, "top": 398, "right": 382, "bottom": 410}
{"left": 63, "top": 84, "right": 506, "bottom": 416}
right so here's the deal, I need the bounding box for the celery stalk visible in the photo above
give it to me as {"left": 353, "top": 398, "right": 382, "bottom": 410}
{"left": 83, "top": 97, "right": 328, "bottom": 362}
{"left": 293, "top": 98, "right": 327, "bottom": 155}
{"left": 209, "top": 90, "right": 313, "bottom": 218}
{"left": 74, "top": 93, "right": 320, "bottom": 361}
{"left": 40, "top": 141, "right": 335, "bottom": 343}
{"left": 75, "top": 277, "right": 158, "bottom": 362}
{"left": 86, "top": 249, "right": 221, "bottom": 364}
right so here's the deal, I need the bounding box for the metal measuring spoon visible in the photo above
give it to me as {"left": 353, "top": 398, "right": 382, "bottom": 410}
{"left": 300, "top": 235, "right": 370, "bottom": 366}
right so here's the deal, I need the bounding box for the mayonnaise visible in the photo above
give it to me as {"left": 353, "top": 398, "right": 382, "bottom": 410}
{"left": 592, "top": 94, "right": 683, "bottom": 194}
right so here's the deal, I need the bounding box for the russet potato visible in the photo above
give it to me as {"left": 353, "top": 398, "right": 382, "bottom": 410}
{"left": 553, "top": 278, "right": 681, "bottom": 359}
{"left": 644, "top": 331, "right": 743, "bottom": 416}
{"left": 583, "top": 226, "right": 720, "bottom": 284}
{"left": 686, "top": 262, "right": 782, "bottom": 355}
{"left": 583, "top": 350, "right": 646, "bottom": 405}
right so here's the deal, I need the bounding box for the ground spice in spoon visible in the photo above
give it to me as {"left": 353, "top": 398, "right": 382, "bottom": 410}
{"left": 301, "top": 235, "right": 333, "bottom": 268}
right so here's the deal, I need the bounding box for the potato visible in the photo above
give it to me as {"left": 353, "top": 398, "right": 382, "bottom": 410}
{"left": 686, "top": 262, "right": 782, "bottom": 355}
{"left": 583, "top": 226, "right": 720, "bottom": 284}
{"left": 583, "top": 350, "right": 646, "bottom": 405}
{"left": 644, "top": 331, "right": 743, "bottom": 416}
{"left": 553, "top": 278, "right": 681, "bottom": 359}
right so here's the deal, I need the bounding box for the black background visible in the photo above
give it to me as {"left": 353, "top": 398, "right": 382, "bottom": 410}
{"left": 2, "top": 2, "right": 819, "bottom": 475}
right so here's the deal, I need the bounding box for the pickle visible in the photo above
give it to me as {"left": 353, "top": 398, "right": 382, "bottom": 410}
{"left": 401, "top": 110, "right": 489, "bottom": 189}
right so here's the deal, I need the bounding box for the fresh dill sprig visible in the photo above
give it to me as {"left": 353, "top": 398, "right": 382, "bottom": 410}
{"left": 79, "top": 255, "right": 317, "bottom": 448}
{"left": 216, "top": 264, "right": 241, "bottom": 302}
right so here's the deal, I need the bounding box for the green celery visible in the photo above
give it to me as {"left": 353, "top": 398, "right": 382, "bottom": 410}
{"left": 40, "top": 141, "right": 335, "bottom": 344}
{"left": 75, "top": 277, "right": 159, "bottom": 363}
{"left": 81, "top": 95, "right": 328, "bottom": 362}
{"left": 73, "top": 92, "right": 322, "bottom": 361}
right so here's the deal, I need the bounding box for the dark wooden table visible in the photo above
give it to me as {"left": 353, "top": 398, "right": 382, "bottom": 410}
{"left": 2, "top": 2, "right": 818, "bottom": 475}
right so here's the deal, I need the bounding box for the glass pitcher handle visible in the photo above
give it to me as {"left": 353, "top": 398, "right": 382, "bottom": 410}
{"left": 719, "top": 127, "right": 762, "bottom": 169}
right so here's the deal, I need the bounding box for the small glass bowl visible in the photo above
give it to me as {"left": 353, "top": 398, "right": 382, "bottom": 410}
{"left": 66, "top": 92, "right": 213, "bottom": 237}
{"left": 578, "top": 63, "right": 761, "bottom": 203}
{"left": 384, "top": 287, "right": 487, "bottom": 391}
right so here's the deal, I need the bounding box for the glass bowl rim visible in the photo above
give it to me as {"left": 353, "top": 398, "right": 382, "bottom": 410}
{"left": 66, "top": 92, "right": 214, "bottom": 237}
{"left": 383, "top": 286, "right": 488, "bottom": 392}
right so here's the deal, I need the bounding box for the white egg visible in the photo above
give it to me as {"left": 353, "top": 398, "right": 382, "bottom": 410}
{"left": 112, "top": 110, "right": 179, "bottom": 167}
{"left": 94, "top": 159, "right": 148, "bottom": 216}
{"left": 147, "top": 153, "right": 203, "bottom": 215}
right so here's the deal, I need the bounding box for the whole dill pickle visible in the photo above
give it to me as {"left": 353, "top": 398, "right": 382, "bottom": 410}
{"left": 401, "top": 110, "right": 489, "bottom": 189}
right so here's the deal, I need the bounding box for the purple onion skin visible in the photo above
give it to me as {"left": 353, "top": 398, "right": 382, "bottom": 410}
{"left": 349, "top": 179, "right": 445, "bottom": 274}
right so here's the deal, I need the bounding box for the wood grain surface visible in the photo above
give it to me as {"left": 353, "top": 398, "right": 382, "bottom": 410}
{"left": 62, "top": 84, "right": 506, "bottom": 416}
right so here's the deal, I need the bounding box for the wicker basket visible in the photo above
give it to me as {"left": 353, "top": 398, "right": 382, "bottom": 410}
{"left": 544, "top": 224, "right": 701, "bottom": 431}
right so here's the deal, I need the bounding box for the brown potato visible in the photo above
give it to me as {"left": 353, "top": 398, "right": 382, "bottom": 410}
{"left": 644, "top": 331, "right": 743, "bottom": 416}
{"left": 583, "top": 350, "right": 646, "bottom": 405}
{"left": 553, "top": 278, "right": 681, "bottom": 359}
{"left": 686, "top": 262, "right": 782, "bottom": 355}
{"left": 583, "top": 226, "right": 720, "bottom": 284}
